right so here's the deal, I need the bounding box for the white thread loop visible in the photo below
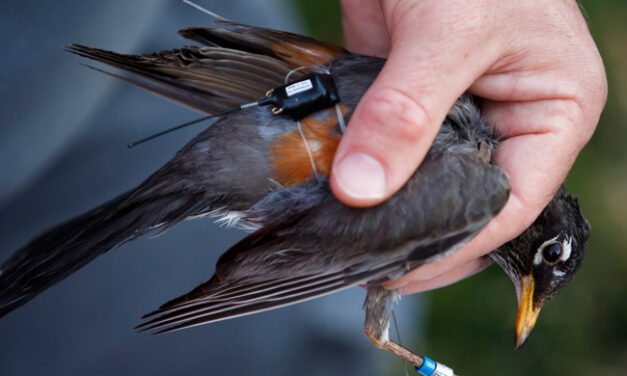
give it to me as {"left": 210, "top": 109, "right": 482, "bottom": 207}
{"left": 284, "top": 64, "right": 347, "bottom": 178}
{"left": 335, "top": 103, "right": 346, "bottom": 133}
{"left": 284, "top": 66, "right": 308, "bottom": 84}
{"left": 296, "top": 120, "right": 319, "bottom": 178}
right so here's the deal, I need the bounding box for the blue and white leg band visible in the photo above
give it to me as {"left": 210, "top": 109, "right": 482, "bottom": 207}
{"left": 414, "top": 355, "right": 454, "bottom": 376}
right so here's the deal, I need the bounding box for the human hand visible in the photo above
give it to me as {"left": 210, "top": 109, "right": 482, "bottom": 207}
{"left": 333, "top": 0, "right": 607, "bottom": 294}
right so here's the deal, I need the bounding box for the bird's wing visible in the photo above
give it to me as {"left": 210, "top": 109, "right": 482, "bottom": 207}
{"left": 179, "top": 20, "right": 346, "bottom": 68}
{"left": 135, "top": 213, "right": 407, "bottom": 335}
{"left": 137, "top": 148, "right": 510, "bottom": 334}
{"left": 66, "top": 22, "right": 346, "bottom": 115}
{"left": 66, "top": 44, "right": 294, "bottom": 114}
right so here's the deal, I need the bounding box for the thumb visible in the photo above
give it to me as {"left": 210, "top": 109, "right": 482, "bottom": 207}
{"left": 331, "top": 1, "right": 496, "bottom": 206}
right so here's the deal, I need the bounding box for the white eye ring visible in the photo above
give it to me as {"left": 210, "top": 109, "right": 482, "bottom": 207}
{"left": 534, "top": 235, "right": 559, "bottom": 266}
{"left": 533, "top": 235, "right": 572, "bottom": 266}
{"left": 561, "top": 236, "right": 573, "bottom": 262}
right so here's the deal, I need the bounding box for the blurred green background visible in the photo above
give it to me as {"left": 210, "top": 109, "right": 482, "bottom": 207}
{"left": 291, "top": 1, "right": 627, "bottom": 375}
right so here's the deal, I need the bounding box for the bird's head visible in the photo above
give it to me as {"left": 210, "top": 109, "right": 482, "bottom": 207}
{"left": 489, "top": 186, "right": 590, "bottom": 349}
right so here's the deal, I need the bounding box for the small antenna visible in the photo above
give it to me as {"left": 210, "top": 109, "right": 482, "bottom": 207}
{"left": 182, "top": 0, "right": 228, "bottom": 20}
{"left": 127, "top": 105, "right": 254, "bottom": 148}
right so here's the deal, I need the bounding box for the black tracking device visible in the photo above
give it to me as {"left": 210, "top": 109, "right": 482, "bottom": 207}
{"left": 260, "top": 73, "right": 340, "bottom": 120}
{"left": 127, "top": 72, "right": 341, "bottom": 148}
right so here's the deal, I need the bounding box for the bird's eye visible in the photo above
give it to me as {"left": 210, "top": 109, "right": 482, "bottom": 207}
{"left": 542, "top": 243, "right": 563, "bottom": 263}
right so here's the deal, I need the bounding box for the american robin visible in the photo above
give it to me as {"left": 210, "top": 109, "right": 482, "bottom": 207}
{"left": 0, "top": 21, "right": 589, "bottom": 373}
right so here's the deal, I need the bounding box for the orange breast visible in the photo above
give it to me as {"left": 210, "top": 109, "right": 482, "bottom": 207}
{"left": 270, "top": 105, "right": 348, "bottom": 186}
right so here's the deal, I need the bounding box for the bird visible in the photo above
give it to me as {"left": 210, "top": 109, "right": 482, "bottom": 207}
{"left": 0, "top": 20, "right": 589, "bottom": 372}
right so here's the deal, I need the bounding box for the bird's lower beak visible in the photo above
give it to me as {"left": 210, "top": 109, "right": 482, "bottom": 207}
{"left": 515, "top": 274, "right": 541, "bottom": 349}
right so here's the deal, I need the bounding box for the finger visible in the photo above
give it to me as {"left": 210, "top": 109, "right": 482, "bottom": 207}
{"left": 399, "top": 256, "right": 494, "bottom": 295}
{"left": 485, "top": 99, "right": 588, "bottom": 206}
{"left": 340, "top": 0, "right": 389, "bottom": 56}
{"left": 331, "top": 0, "right": 499, "bottom": 207}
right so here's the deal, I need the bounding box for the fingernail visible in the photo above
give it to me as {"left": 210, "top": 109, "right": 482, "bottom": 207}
{"left": 335, "top": 152, "right": 386, "bottom": 200}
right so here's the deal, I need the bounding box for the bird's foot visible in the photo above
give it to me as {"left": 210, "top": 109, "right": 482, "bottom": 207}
{"left": 365, "top": 329, "right": 458, "bottom": 376}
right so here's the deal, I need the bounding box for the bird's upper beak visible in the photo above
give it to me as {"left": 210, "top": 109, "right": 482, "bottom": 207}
{"left": 515, "top": 274, "right": 541, "bottom": 349}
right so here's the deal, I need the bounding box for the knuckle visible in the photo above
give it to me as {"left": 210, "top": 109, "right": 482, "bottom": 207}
{"left": 364, "top": 87, "right": 431, "bottom": 142}
{"left": 592, "top": 59, "right": 609, "bottom": 107}
{"left": 577, "top": 51, "right": 608, "bottom": 110}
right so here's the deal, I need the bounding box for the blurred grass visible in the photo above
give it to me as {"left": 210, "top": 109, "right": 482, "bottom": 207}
{"left": 291, "top": 0, "right": 342, "bottom": 45}
{"left": 291, "top": 0, "right": 627, "bottom": 374}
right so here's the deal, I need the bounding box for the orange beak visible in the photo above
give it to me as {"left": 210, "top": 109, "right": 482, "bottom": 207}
{"left": 515, "top": 274, "right": 541, "bottom": 349}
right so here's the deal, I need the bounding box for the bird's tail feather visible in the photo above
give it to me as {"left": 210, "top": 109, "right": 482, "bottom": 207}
{"left": 0, "top": 190, "right": 208, "bottom": 318}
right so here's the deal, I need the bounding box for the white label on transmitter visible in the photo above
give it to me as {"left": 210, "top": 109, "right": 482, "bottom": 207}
{"left": 285, "top": 79, "right": 313, "bottom": 97}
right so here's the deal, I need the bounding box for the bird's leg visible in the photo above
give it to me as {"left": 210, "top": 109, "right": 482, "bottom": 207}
{"left": 364, "top": 287, "right": 423, "bottom": 365}
{"left": 364, "top": 286, "right": 457, "bottom": 376}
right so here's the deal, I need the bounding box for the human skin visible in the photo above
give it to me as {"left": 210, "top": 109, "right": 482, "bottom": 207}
{"left": 332, "top": 0, "right": 607, "bottom": 294}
